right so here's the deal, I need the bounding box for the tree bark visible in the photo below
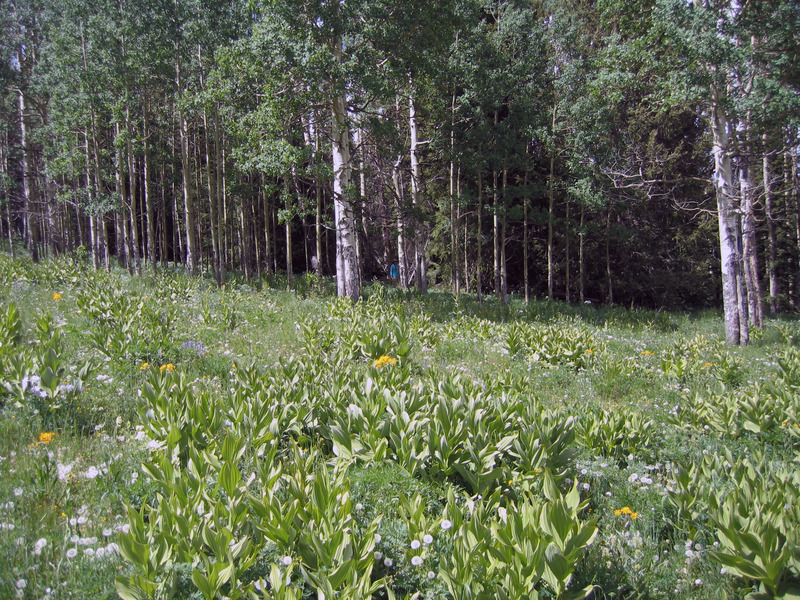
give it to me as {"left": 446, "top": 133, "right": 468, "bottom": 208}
{"left": 18, "top": 90, "right": 39, "bottom": 262}
{"left": 523, "top": 172, "right": 529, "bottom": 305}
{"left": 143, "top": 97, "right": 157, "bottom": 273}
{"left": 740, "top": 158, "right": 763, "bottom": 328}
{"left": 763, "top": 143, "right": 777, "bottom": 313}
{"left": 710, "top": 91, "right": 747, "bottom": 345}
{"left": 330, "top": 61, "right": 360, "bottom": 300}
{"left": 409, "top": 89, "right": 427, "bottom": 293}
{"left": 392, "top": 153, "right": 408, "bottom": 289}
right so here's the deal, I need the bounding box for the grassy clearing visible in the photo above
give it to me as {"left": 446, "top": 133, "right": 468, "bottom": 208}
{"left": 1, "top": 253, "right": 798, "bottom": 600}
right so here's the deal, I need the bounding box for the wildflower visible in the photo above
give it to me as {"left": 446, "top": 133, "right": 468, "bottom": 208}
{"left": 440, "top": 519, "right": 452, "bottom": 530}
{"left": 383, "top": 557, "right": 393, "bottom": 567}
{"left": 373, "top": 355, "right": 398, "bottom": 368}
{"left": 427, "top": 571, "right": 436, "bottom": 579}
{"left": 34, "top": 537, "right": 47, "bottom": 555}
{"left": 374, "top": 534, "right": 382, "bottom": 543}
{"left": 703, "top": 363, "right": 714, "bottom": 368}
{"left": 159, "top": 363, "right": 175, "bottom": 372}
{"left": 16, "top": 579, "right": 26, "bottom": 589}
{"left": 411, "top": 540, "right": 421, "bottom": 550}
{"left": 640, "top": 350, "right": 654, "bottom": 356}
{"left": 423, "top": 534, "right": 433, "bottom": 545}
{"left": 281, "top": 556, "right": 292, "bottom": 566}
{"left": 140, "top": 363, "right": 149, "bottom": 370}
{"left": 374, "top": 551, "right": 383, "bottom": 561}
{"left": 66, "top": 548, "right": 78, "bottom": 559}
{"left": 39, "top": 431, "right": 56, "bottom": 444}
{"left": 411, "top": 556, "right": 423, "bottom": 566}
{"left": 13, "top": 487, "right": 22, "bottom": 497}
{"left": 52, "top": 292, "right": 62, "bottom": 300}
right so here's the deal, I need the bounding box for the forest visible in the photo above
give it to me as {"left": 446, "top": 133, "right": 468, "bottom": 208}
{"left": 1, "top": 0, "right": 799, "bottom": 344}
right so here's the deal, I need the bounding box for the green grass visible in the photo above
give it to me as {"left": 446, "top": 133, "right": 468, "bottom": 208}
{"left": 1, "top": 253, "right": 798, "bottom": 600}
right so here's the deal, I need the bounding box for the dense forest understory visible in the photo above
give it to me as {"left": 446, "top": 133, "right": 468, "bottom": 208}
{"left": 1, "top": 0, "right": 799, "bottom": 344}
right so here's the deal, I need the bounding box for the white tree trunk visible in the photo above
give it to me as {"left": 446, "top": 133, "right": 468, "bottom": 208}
{"left": 331, "top": 89, "right": 360, "bottom": 300}
{"left": 711, "top": 95, "right": 746, "bottom": 345}
{"left": 409, "top": 90, "right": 427, "bottom": 293}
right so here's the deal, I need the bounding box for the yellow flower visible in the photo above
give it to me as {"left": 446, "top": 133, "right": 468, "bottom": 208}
{"left": 159, "top": 363, "right": 175, "bottom": 372}
{"left": 620, "top": 506, "right": 632, "bottom": 515}
{"left": 52, "top": 292, "right": 62, "bottom": 300}
{"left": 631, "top": 512, "right": 639, "bottom": 519}
{"left": 140, "top": 362, "right": 150, "bottom": 370}
{"left": 586, "top": 349, "right": 594, "bottom": 354}
{"left": 640, "top": 350, "right": 654, "bottom": 356}
{"left": 703, "top": 362, "right": 714, "bottom": 368}
{"left": 373, "top": 355, "right": 398, "bottom": 368}
{"left": 614, "top": 509, "right": 622, "bottom": 516}
{"left": 39, "top": 431, "right": 56, "bottom": 444}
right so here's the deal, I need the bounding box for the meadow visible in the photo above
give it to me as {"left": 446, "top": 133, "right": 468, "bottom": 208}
{"left": 0, "top": 252, "right": 798, "bottom": 600}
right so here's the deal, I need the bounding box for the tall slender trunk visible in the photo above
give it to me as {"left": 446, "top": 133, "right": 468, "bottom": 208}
{"left": 202, "top": 106, "right": 220, "bottom": 285}
{"left": 214, "top": 105, "right": 225, "bottom": 282}
{"left": 392, "top": 153, "right": 408, "bottom": 289}
{"left": 605, "top": 206, "right": 613, "bottom": 304}
{"left": 143, "top": 97, "right": 157, "bottom": 273}
{"left": 176, "top": 57, "right": 197, "bottom": 274}
{"left": 500, "top": 168, "right": 508, "bottom": 304}
{"left": 579, "top": 203, "right": 585, "bottom": 303}
{"left": 18, "top": 90, "right": 38, "bottom": 261}
{"left": 331, "top": 90, "right": 360, "bottom": 299}
{"left": 477, "top": 166, "right": 483, "bottom": 305}
{"left": 84, "top": 131, "right": 99, "bottom": 270}
{"left": 547, "top": 104, "right": 557, "bottom": 301}
{"left": 450, "top": 93, "right": 459, "bottom": 294}
{"left": 409, "top": 88, "right": 427, "bottom": 293}
{"left": 711, "top": 90, "right": 747, "bottom": 345}
{"left": 493, "top": 166, "right": 501, "bottom": 301}
{"left": 740, "top": 157, "right": 763, "bottom": 328}
{"left": 126, "top": 107, "right": 142, "bottom": 275}
{"left": 763, "top": 145, "right": 777, "bottom": 313}
{"left": 523, "top": 172, "right": 529, "bottom": 305}
{"left": 114, "top": 123, "right": 131, "bottom": 272}
{"left": 565, "top": 197, "right": 570, "bottom": 304}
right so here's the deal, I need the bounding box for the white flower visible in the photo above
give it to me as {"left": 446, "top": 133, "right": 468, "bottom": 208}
{"left": 13, "top": 488, "right": 22, "bottom": 497}
{"left": 355, "top": 503, "right": 363, "bottom": 511}
{"left": 720, "top": 568, "right": 728, "bottom": 575}
{"left": 410, "top": 539, "right": 421, "bottom": 550}
{"left": 34, "top": 538, "right": 47, "bottom": 555}
{"left": 427, "top": 571, "right": 436, "bottom": 579}
{"left": 628, "top": 473, "right": 639, "bottom": 483}
{"left": 15, "top": 579, "right": 27, "bottom": 589}
{"left": 383, "top": 557, "right": 393, "bottom": 567}
{"left": 423, "top": 534, "right": 433, "bottom": 545}
{"left": 103, "top": 528, "right": 113, "bottom": 537}
{"left": 374, "top": 533, "right": 382, "bottom": 543}
{"left": 411, "top": 556, "right": 423, "bottom": 566}
{"left": 84, "top": 548, "right": 95, "bottom": 558}
{"left": 440, "top": 519, "right": 452, "bottom": 530}
{"left": 694, "top": 579, "right": 703, "bottom": 586}
{"left": 498, "top": 507, "right": 507, "bottom": 520}
{"left": 374, "top": 551, "right": 383, "bottom": 560}
{"left": 281, "top": 556, "right": 292, "bottom": 566}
